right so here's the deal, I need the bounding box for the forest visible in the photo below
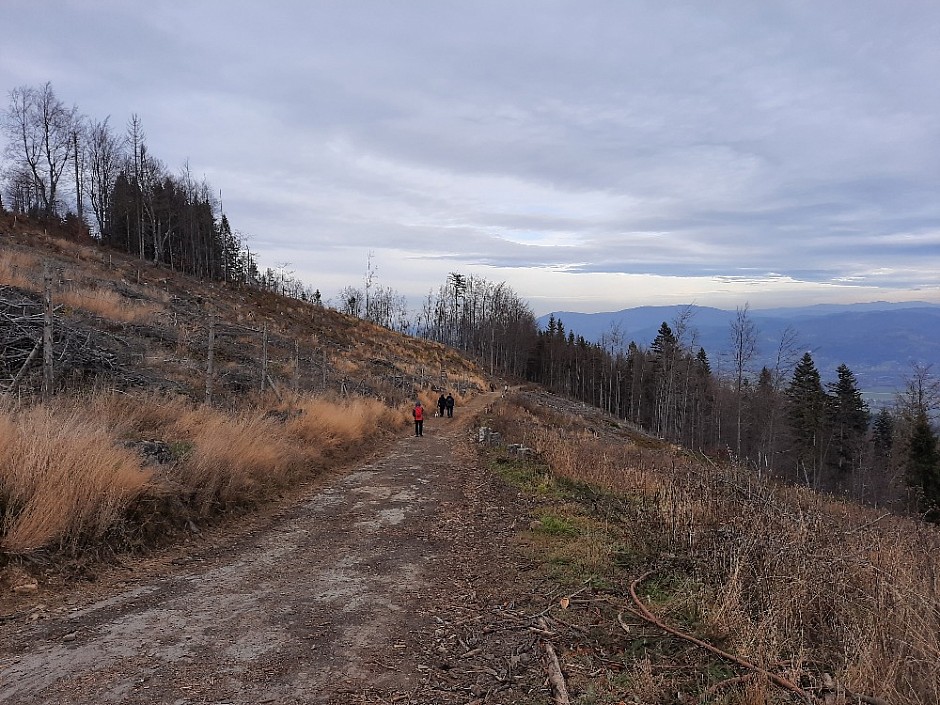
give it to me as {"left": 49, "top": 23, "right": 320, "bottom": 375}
{"left": 2, "top": 81, "right": 938, "bottom": 520}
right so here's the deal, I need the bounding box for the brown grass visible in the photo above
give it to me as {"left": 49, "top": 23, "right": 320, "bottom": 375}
{"left": 286, "top": 394, "right": 403, "bottom": 450}
{"left": 0, "top": 248, "right": 38, "bottom": 290}
{"left": 488, "top": 393, "right": 940, "bottom": 704}
{"left": 170, "top": 407, "right": 297, "bottom": 514}
{"left": 0, "top": 389, "right": 407, "bottom": 553}
{"left": 0, "top": 402, "right": 153, "bottom": 553}
{"left": 58, "top": 284, "right": 160, "bottom": 323}
{"left": 0, "top": 247, "right": 160, "bottom": 322}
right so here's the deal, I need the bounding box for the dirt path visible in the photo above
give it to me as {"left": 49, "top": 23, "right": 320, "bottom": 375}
{"left": 0, "top": 395, "right": 550, "bottom": 704}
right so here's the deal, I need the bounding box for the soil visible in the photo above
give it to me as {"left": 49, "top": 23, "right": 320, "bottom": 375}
{"left": 0, "top": 393, "right": 555, "bottom": 704}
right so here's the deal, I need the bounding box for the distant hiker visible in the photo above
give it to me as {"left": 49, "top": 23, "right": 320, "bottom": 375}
{"left": 412, "top": 401, "right": 424, "bottom": 437}
{"left": 437, "top": 393, "right": 447, "bottom": 418}
{"left": 445, "top": 393, "right": 455, "bottom": 418}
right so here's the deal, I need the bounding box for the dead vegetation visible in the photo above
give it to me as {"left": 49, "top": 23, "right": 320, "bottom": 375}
{"left": 0, "top": 391, "right": 407, "bottom": 555}
{"left": 0, "top": 218, "right": 484, "bottom": 563}
{"left": 482, "top": 389, "right": 939, "bottom": 704}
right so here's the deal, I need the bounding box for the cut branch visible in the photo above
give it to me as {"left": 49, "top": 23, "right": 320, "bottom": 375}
{"left": 625, "top": 570, "right": 810, "bottom": 700}
{"left": 537, "top": 616, "right": 570, "bottom": 705}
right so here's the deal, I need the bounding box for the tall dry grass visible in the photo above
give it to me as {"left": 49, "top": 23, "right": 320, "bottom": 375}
{"left": 0, "top": 248, "right": 38, "bottom": 290}
{"left": 170, "top": 407, "right": 297, "bottom": 513}
{"left": 58, "top": 285, "right": 159, "bottom": 323}
{"left": 286, "top": 394, "right": 403, "bottom": 450}
{"left": 489, "top": 395, "right": 940, "bottom": 704}
{"left": 0, "top": 402, "right": 152, "bottom": 553}
{"left": 0, "top": 391, "right": 407, "bottom": 552}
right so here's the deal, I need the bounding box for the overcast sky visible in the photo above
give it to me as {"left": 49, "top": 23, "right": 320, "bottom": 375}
{"left": 3, "top": 1, "right": 940, "bottom": 315}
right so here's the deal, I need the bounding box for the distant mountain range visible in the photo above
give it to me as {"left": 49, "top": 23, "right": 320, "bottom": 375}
{"left": 537, "top": 302, "right": 940, "bottom": 402}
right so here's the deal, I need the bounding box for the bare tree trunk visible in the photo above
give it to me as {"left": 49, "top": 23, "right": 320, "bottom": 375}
{"left": 260, "top": 323, "right": 268, "bottom": 392}
{"left": 42, "top": 268, "right": 54, "bottom": 401}
{"left": 72, "top": 129, "right": 83, "bottom": 222}
{"left": 205, "top": 317, "right": 215, "bottom": 405}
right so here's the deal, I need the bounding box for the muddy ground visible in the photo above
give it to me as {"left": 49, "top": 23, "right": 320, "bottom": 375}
{"left": 0, "top": 394, "right": 559, "bottom": 704}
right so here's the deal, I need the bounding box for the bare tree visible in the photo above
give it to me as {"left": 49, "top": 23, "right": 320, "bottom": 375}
{"left": 898, "top": 362, "right": 940, "bottom": 419}
{"left": 729, "top": 303, "right": 758, "bottom": 460}
{"left": 2, "top": 83, "right": 80, "bottom": 216}
{"left": 85, "top": 116, "right": 125, "bottom": 238}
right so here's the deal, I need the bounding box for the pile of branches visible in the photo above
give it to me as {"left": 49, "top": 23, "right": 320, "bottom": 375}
{"left": 0, "top": 285, "right": 127, "bottom": 395}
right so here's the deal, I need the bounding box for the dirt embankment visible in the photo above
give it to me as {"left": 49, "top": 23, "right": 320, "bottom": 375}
{"left": 0, "top": 393, "right": 554, "bottom": 705}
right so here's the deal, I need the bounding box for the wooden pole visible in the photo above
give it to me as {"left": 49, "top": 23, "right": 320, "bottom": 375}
{"left": 293, "top": 339, "right": 300, "bottom": 392}
{"left": 205, "top": 317, "right": 215, "bottom": 405}
{"left": 261, "top": 323, "right": 268, "bottom": 392}
{"left": 42, "top": 268, "right": 54, "bottom": 401}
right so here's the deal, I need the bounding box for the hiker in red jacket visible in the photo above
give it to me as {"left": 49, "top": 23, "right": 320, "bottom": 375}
{"left": 412, "top": 401, "right": 424, "bottom": 437}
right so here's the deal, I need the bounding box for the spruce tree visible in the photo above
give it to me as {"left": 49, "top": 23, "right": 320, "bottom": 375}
{"left": 826, "top": 364, "right": 870, "bottom": 474}
{"left": 786, "top": 352, "right": 827, "bottom": 485}
{"left": 872, "top": 408, "right": 894, "bottom": 455}
{"left": 908, "top": 411, "right": 940, "bottom": 520}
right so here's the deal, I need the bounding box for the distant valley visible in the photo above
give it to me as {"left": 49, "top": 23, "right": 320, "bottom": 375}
{"left": 538, "top": 302, "right": 940, "bottom": 403}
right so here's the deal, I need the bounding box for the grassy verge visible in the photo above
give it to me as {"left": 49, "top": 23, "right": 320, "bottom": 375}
{"left": 0, "top": 391, "right": 407, "bottom": 556}
{"left": 482, "top": 392, "right": 940, "bottom": 704}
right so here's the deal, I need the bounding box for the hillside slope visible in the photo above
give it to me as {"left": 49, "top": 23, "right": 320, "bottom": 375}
{"left": 0, "top": 215, "right": 482, "bottom": 405}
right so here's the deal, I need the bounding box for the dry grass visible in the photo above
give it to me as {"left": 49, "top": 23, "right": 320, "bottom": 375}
{"left": 0, "top": 402, "right": 153, "bottom": 553}
{"left": 286, "top": 394, "right": 403, "bottom": 449}
{"left": 58, "top": 284, "right": 160, "bottom": 323}
{"left": 0, "top": 390, "right": 407, "bottom": 553}
{"left": 0, "top": 247, "right": 160, "bottom": 323}
{"left": 0, "top": 248, "right": 39, "bottom": 290}
{"left": 488, "top": 394, "right": 940, "bottom": 704}
{"left": 169, "top": 407, "right": 297, "bottom": 514}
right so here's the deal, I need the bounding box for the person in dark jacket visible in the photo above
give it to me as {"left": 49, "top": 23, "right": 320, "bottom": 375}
{"left": 437, "top": 393, "right": 447, "bottom": 418}
{"left": 445, "top": 393, "right": 455, "bottom": 418}
{"left": 412, "top": 401, "right": 424, "bottom": 436}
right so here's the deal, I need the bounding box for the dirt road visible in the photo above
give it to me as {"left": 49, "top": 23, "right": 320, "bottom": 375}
{"left": 0, "top": 396, "right": 549, "bottom": 704}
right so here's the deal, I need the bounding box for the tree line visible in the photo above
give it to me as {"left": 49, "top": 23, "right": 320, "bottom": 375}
{"left": 525, "top": 306, "right": 940, "bottom": 517}
{"left": 0, "top": 82, "right": 262, "bottom": 286}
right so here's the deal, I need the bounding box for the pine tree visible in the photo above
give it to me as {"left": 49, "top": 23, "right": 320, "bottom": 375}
{"left": 786, "top": 352, "right": 827, "bottom": 486}
{"left": 908, "top": 411, "right": 940, "bottom": 520}
{"left": 826, "top": 364, "right": 870, "bottom": 474}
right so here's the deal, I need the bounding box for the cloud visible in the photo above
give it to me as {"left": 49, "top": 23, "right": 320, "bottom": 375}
{"left": 1, "top": 1, "right": 939, "bottom": 313}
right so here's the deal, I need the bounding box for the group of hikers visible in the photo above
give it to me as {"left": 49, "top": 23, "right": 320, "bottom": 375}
{"left": 411, "top": 393, "right": 455, "bottom": 437}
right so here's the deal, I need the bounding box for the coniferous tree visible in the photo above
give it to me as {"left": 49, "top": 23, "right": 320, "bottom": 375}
{"left": 872, "top": 408, "right": 894, "bottom": 456}
{"left": 908, "top": 411, "right": 940, "bottom": 520}
{"left": 786, "top": 352, "right": 828, "bottom": 486}
{"left": 827, "top": 364, "right": 870, "bottom": 475}
{"left": 651, "top": 322, "right": 678, "bottom": 438}
{"left": 750, "top": 366, "right": 776, "bottom": 472}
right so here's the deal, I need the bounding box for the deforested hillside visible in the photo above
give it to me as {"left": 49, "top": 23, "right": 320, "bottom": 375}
{"left": 0, "top": 214, "right": 483, "bottom": 404}
{"left": 0, "top": 213, "right": 488, "bottom": 558}
{"left": 2, "top": 212, "right": 939, "bottom": 704}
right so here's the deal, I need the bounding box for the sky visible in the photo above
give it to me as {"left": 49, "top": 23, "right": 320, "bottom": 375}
{"left": 2, "top": 1, "right": 940, "bottom": 316}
